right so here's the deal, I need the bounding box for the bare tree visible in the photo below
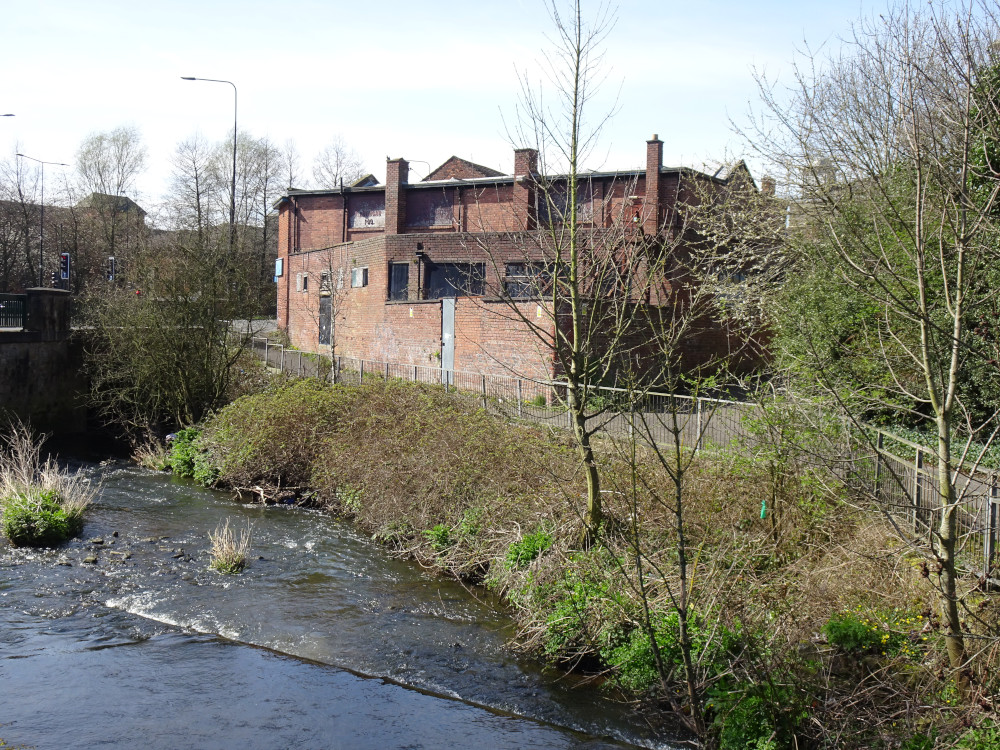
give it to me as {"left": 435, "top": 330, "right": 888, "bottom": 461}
{"left": 0, "top": 155, "right": 40, "bottom": 291}
{"left": 167, "top": 133, "right": 218, "bottom": 239}
{"left": 75, "top": 126, "right": 148, "bottom": 262}
{"left": 471, "top": 0, "right": 623, "bottom": 542}
{"left": 312, "top": 135, "right": 366, "bottom": 189}
{"left": 282, "top": 138, "right": 304, "bottom": 189}
{"left": 744, "top": 0, "right": 1000, "bottom": 693}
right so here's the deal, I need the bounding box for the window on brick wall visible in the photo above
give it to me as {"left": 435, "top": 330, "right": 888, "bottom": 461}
{"left": 504, "top": 262, "right": 551, "bottom": 299}
{"left": 302, "top": 273, "right": 309, "bottom": 292}
{"left": 351, "top": 267, "right": 368, "bottom": 288}
{"left": 388, "top": 262, "right": 409, "bottom": 301}
{"left": 426, "top": 262, "right": 485, "bottom": 298}
{"left": 295, "top": 273, "right": 303, "bottom": 292}
{"left": 537, "top": 181, "right": 594, "bottom": 226}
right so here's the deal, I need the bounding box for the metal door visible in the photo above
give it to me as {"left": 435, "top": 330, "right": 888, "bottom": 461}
{"left": 318, "top": 296, "right": 332, "bottom": 346}
{"left": 441, "top": 297, "right": 455, "bottom": 385}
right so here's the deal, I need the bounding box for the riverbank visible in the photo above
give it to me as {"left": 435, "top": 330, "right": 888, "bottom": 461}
{"left": 163, "top": 377, "right": 998, "bottom": 749}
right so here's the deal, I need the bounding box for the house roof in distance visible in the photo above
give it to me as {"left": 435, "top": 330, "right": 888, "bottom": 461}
{"left": 350, "top": 174, "right": 380, "bottom": 187}
{"left": 75, "top": 192, "right": 145, "bottom": 215}
{"left": 422, "top": 156, "right": 504, "bottom": 182}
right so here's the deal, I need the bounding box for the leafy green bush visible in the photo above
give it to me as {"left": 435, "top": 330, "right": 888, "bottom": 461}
{"left": 456, "top": 507, "right": 485, "bottom": 538}
{"left": 956, "top": 720, "right": 1000, "bottom": 750}
{"left": 822, "top": 608, "right": 921, "bottom": 657}
{"left": 168, "top": 428, "right": 218, "bottom": 486}
{"left": 1, "top": 489, "right": 84, "bottom": 547}
{"left": 424, "top": 523, "right": 453, "bottom": 551}
{"left": 602, "top": 610, "right": 743, "bottom": 694}
{"left": 336, "top": 485, "right": 363, "bottom": 514}
{"left": 202, "top": 379, "right": 353, "bottom": 490}
{"left": 506, "top": 529, "right": 553, "bottom": 568}
{"left": 541, "top": 556, "right": 628, "bottom": 658}
{"left": 707, "top": 671, "right": 809, "bottom": 750}
{"left": 869, "top": 425, "right": 1000, "bottom": 470}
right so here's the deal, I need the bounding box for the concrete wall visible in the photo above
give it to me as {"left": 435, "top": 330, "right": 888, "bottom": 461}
{"left": 0, "top": 289, "right": 87, "bottom": 433}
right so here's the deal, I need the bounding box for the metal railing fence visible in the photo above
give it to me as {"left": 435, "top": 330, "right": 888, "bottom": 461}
{"left": 0, "top": 294, "right": 26, "bottom": 329}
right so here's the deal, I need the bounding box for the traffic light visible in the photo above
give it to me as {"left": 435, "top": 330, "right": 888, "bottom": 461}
{"left": 107, "top": 256, "right": 116, "bottom": 282}
{"left": 59, "top": 252, "right": 70, "bottom": 281}
{"left": 50, "top": 271, "right": 58, "bottom": 287}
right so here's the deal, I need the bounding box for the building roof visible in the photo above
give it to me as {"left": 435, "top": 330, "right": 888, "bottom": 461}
{"left": 422, "top": 156, "right": 504, "bottom": 181}
{"left": 75, "top": 192, "right": 146, "bottom": 216}
{"left": 350, "top": 174, "right": 380, "bottom": 187}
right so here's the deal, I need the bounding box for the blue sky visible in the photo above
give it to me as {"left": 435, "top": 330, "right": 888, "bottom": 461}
{"left": 2, "top": 0, "right": 877, "bottom": 213}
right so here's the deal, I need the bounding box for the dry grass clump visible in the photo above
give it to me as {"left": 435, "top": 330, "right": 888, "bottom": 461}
{"left": 208, "top": 517, "right": 252, "bottom": 574}
{"left": 0, "top": 422, "right": 96, "bottom": 547}
{"left": 133, "top": 433, "right": 170, "bottom": 471}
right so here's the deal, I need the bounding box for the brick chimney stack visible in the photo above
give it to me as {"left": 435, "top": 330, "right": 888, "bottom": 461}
{"left": 761, "top": 175, "right": 776, "bottom": 197}
{"left": 644, "top": 134, "right": 663, "bottom": 235}
{"left": 513, "top": 148, "right": 538, "bottom": 230}
{"left": 385, "top": 157, "right": 408, "bottom": 235}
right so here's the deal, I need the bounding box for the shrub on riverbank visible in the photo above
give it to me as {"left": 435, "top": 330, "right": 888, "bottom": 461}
{"left": 0, "top": 424, "right": 95, "bottom": 547}
{"left": 192, "top": 378, "right": 993, "bottom": 749}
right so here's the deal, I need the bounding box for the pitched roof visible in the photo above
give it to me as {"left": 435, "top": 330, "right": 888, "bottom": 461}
{"left": 422, "top": 156, "right": 504, "bottom": 182}
{"left": 350, "top": 174, "right": 380, "bottom": 187}
{"left": 75, "top": 192, "right": 146, "bottom": 215}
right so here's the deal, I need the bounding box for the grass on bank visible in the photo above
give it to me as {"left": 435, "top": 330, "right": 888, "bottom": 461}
{"left": 0, "top": 424, "right": 95, "bottom": 547}
{"left": 160, "top": 377, "right": 999, "bottom": 750}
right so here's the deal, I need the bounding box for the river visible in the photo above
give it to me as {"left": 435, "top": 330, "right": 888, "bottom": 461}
{"left": 0, "top": 460, "right": 686, "bottom": 749}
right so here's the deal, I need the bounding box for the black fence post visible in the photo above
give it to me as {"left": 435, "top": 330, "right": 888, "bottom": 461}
{"left": 875, "top": 431, "right": 884, "bottom": 501}
{"left": 987, "top": 478, "right": 998, "bottom": 579}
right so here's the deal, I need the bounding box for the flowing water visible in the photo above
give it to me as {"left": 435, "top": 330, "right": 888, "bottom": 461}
{"left": 0, "top": 461, "right": 686, "bottom": 749}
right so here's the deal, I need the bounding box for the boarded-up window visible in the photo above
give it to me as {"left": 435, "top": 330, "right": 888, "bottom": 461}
{"left": 350, "top": 195, "right": 386, "bottom": 229}
{"left": 538, "top": 180, "right": 594, "bottom": 225}
{"left": 351, "top": 267, "right": 368, "bottom": 288}
{"left": 388, "top": 263, "right": 409, "bottom": 301}
{"left": 406, "top": 189, "right": 454, "bottom": 228}
{"left": 427, "top": 263, "right": 485, "bottom": 298}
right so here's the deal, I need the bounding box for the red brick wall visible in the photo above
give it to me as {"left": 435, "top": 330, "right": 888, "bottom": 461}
{"left": 296, "top": 194, "right": 347, "bottom": 250}
{"left": 274, "top": 139, "right": 770, "bottom": 381}
{"left": 454, "top": 298, "right": 555, "bottom": 381}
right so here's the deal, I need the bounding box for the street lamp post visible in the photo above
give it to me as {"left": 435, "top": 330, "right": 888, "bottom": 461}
{"left": 16, "top": 153, "right": 69, "bottom": 288}
{"left": 181, "top": 76, "right": 237, "bottom": 249}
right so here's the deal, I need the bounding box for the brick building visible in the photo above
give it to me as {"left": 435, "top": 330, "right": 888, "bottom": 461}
{"left": 276, "top": 136, "right": 761, "bottom": 382}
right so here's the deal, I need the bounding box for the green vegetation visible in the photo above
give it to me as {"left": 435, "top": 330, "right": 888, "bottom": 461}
{"left": 0, "top": 425, "right": 95, "bottom": 548}
{"left": 1, "top": 489, "right": 84, "bottom": 548}
{"left": 423, "top": 524, "right": 453, "bottom": 552}
{"left": 823, "top": 608, "right": 927, "bottom": 659}
{"left": 167, "top": 428, "right": 219, "bottom": 486}
{"left": 505, "top": 529, "right": 553, "bottom": 569}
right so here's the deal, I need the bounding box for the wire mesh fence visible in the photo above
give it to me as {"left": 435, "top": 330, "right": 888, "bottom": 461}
{"left": 248, "top": 337, "right": 998, "bottom": 578}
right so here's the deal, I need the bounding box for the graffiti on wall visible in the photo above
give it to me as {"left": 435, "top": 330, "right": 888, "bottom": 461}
{"left": 350, "top": 195, "right": 386, "bottom": 228}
